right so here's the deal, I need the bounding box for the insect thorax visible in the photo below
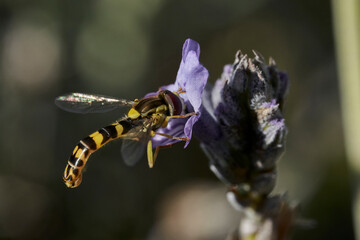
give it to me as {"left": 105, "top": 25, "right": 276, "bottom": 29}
{"left": 127, "top": 90, "right": 184, "bottom": 131}
{"left": 133, "top": 97, "right": 168, "bottom": 117}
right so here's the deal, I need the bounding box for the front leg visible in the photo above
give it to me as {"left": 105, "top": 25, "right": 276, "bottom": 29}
{"left": 161, "top": 112, "right": 198, "bottom": 128}
{"left": 147, "top": 129, "right": 191, "bottom": 168}
{"left": 147, "top": 143, "right": 176, "bottom": 168}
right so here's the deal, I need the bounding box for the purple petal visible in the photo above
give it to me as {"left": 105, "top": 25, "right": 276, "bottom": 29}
{"left": 183, "top": 113, "right": 200, "bottom": 147}
{"left": 260, "top": 99, "right": 278, "bottom": 109}
{"left": 182, "top": 38, "right": 200, "bottom": 63}
{"left": 161, "top": 83, "right": 178, "bottom": 92}
{"left": 176, "top": 51, "right": 208, "bottom": 112}
{"left": 149, "top": 39, "right": 209, "bottom": 149}
{"left": 151, "top": 118, "right": 187, "bottom": 147}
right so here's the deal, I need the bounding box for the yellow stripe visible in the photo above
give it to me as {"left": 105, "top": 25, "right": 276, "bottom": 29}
{"left": 64, "top": 164, "right": 70, "bottom": 178}
{"left": 72, "top": 145, "right": 79, "bottom": 155}
{"left": 91, "top": 132, "right": 104, "bottom": 149}
{"left": 115, "top": 123, "right": 124, "bottom": 136}
{"left": 89, "top": 132, "right": 98, "bottom": 137}
{"left": 128, "top": 108, "right": 140, "bottom": 119}
{"left": 79, "top": 151, "right": 86, "bottom": 161}
{"left": 75, "top": 149, "right": 82, "bottom": 158}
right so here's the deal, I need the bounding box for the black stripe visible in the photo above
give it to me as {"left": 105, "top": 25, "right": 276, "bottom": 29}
{"left": 103, "top": 125, "right": 118, "bottom": 138}
{"left": 65, "top": 165, "right": 71, "bottom": 177}
{"left": 75, "top": 159, "right": 84, "bottom": 167}
{"left": 72, "top": 168, "right": 79, "bottom": 176}
{"left": 99, "top": 128, "right": 110, "bottom": 144}
{"left": 82, "top": 136, "right": 97, "bottom": 150}
{"left": 68, "top": 154, "right": 77, "bottom": 166}
{"left": 82, "top": 147, "right": 90, "bottom": 158}
{"left": 69, "top": 157, "right": 85, "bottom": 168}
{"left": 135, "top": 98, "right": 163, "bottom": 114}
{"left": 78, "top": 143, "right": 90, "bottom": 158}
{"left": 119, "top": 120, "right": 132, "bottom": 134}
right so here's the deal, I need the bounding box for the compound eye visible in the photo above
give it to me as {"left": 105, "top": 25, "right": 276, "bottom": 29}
{"left": 163, "top": 91, "right": 183, "bottom": 116}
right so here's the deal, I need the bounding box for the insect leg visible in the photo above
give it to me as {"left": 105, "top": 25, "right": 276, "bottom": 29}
{"left": 161, "top": 112, "right": 198, "bottom": 128}
{"left": 63, "top": 120, "right": 132, "bottom": 188}
{"left": 147, "top": 140, "right": 154, "bottom": 168}
{"left": 147, "top": 142, "right": 176, "bottom": 168}
{"left": 147, "top": 130, "right": 188, "bottom": 168}
{"left": 176, "top": 88, "right": 186, "bottom": 94}
{"left": 168, "top": 112, "right": 198, "bottom": 119}
{"left": 153, "top": 144, "right": 175, "bottom": 165}
{"left": 153, "top": 131, "right": 189, "bottom": 141}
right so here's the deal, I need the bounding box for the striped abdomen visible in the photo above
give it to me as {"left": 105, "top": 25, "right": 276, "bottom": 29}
{"left": 63, "top": 120, "right": 132, "bottom": 188}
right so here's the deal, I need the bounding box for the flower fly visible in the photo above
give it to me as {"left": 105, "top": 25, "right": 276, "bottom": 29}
{"left": 56, "top": 90, "right": 196, "bottom": 188}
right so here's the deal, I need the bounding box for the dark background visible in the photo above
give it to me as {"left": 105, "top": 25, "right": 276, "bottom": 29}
{"left": 0, "top": 0, "right": 352, "bottom": 239}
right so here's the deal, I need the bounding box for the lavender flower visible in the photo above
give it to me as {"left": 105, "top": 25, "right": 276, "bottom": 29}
{"left": 194, "top": 50, "right": 294, "bottom": 239}
{"left": 150, "top": 39, "right": 209, "bottom": 148}
{"left": 195, "top": 50, "right": 288, "bottom": 200}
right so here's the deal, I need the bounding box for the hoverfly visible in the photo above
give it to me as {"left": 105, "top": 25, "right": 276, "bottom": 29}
{"left": 55, "top": 90, "right": 196, "bottom": 188}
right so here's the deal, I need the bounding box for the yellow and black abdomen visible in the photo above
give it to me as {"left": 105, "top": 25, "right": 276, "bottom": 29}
{"left": 63, "top": 120, "right": 132, "bottom": 188}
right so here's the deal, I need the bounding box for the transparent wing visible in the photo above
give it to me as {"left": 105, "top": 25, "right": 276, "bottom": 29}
{"left": 55, "top": 93, "right": 135, "bottom": 114}
{"left": 121, "top": 121, "right": 152, "bottom": 166}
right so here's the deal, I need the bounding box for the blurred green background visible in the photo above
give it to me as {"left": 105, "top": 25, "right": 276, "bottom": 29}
{"left": 0, "top": 0, "right": 353, "bottom": 239}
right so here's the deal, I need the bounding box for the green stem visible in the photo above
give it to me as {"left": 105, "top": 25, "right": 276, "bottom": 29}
{"left": 332, "top": 0, "right": 360, "bottom": 238}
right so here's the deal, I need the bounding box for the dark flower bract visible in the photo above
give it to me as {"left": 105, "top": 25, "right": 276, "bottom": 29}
{"left": 195, "top": 50, "right": 288, "bottom": 198}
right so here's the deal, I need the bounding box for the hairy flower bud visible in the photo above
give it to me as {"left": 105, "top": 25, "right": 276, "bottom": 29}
{"left": 195, "top": 50, "right": 288, "bottom": 205}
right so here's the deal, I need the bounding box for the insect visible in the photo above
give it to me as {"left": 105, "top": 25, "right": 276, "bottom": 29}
{"left": 55, "top": 90, "right": 196, "bottom": 188}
